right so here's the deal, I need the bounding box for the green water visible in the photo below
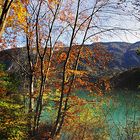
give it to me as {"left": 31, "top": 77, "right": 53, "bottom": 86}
{"left": 41, "top": 90, "right": 140, "bottom": 140}
{"left": 104, "top": 90, "right": 140, "bottom": 140}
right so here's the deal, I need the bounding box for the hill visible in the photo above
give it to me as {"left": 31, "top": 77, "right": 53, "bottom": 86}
{"left": 0, "top": 41, "right": 140, "bottom": 73}
{"left": 90, "top": 41, "right": 140, "bottom": 70}
{"left": 110, "top": 68, "right": 140, "bottom": 90}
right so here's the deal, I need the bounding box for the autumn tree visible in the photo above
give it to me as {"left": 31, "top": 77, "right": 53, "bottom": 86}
{"left": 0, "top": 0, "right": 135, "bottom": 139}
{"left": 0, "top": 0, "right": 13, "bottom": 36}
{"left": 0, "top": 0, "right": 29, "bottom": 38}
{"left": 23, "top": 0, "right": 125, "bottom": 139}
{"left": 0, "top": 64, "right": 28, "bottom": 139}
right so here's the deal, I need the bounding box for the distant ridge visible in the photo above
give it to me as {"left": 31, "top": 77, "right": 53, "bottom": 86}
{"left": 0, "top": 41, "right": 140, "bottom": 72}
{"left": 89, "top": 41, "right": 140, "bottom": 70}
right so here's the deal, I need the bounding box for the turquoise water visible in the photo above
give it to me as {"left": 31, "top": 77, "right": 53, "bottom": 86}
{"left": 104, "top": 90, "right": 140, "bottom": 139}
{"left": 41, "top": 90, "right": 140, "bottom": 139}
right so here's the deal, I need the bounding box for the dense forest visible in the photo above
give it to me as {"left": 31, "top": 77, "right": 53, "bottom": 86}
{"left": 0, "top": 0, "right": 140, "bottom": 140}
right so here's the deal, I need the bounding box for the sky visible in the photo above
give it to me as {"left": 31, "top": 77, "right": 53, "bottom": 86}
{"left": 65, "top": 0, "right": 140, "bottom": 44}
{"left": 101, "top": 14, "right": 140, "bottom": 43}
{"left": 61, "top": 0, "right": 140, "bottom": 45}
{"left": 8, "top": 0, "right": 140, "bottom": 48}
{"left": 95, "top": 0, "right": 140, "bottom": 43}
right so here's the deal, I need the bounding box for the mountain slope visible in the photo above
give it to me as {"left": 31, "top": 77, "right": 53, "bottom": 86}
{"left": 110, "top": 68, "right": 140, "bottom": 90}
{"left": 0, "top": 41, "right": 140, "bottom": 72}
{"left": 90, "top": 41, "right": 140, "bottom": 70}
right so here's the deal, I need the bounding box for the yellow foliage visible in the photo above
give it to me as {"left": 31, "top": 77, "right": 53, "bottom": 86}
{"left": 62, "top": 98, "right": 109, "bottom": 140}
{"left": 67, "top": 69, "right": 87, "bottom": 75}
{"left": 48, "top": 0, "right": 59, "bottom": 5}
{"left": 5, "top": 0, "right": 28, "bottom": 31}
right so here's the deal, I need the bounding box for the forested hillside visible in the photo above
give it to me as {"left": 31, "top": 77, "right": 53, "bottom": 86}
{"left": 0, "top": 0, "right": 140, "bottom": 139}
{"left": 1, "top": 41, "right": 140, "bottom": 72}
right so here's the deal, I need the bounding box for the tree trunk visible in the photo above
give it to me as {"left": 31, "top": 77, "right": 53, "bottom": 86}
{"left": 0, "top": 0, "right": 13, "bottom": 37}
